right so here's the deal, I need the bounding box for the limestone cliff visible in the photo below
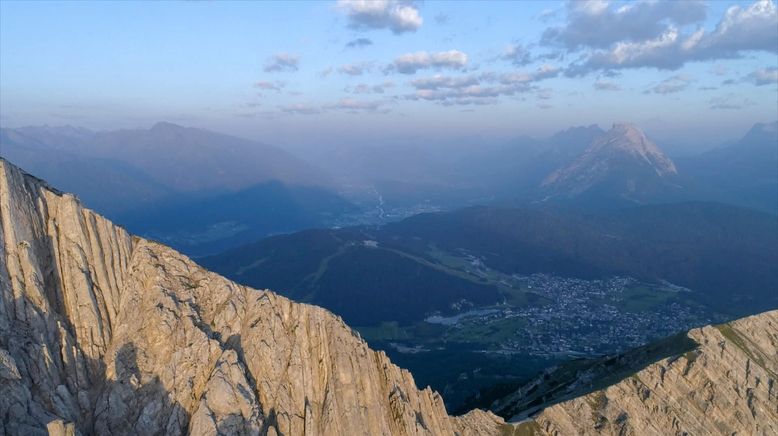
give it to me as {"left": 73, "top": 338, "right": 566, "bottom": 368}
{"left": 0, "top": 158, "right": 504, "bottom": 435}
{"left": 1, "top": 157, "right": 776, "bottom": 436}
{"left": 495, "top": 310, "right": 778, "bottom": 436}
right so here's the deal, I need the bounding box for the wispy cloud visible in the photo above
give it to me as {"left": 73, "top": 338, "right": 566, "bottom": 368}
{"left": 254, "top": 81, "right": 285, "bottom": 91}
{"left": 337, "top": 0, "right": 423, "bottom": 34}
{"left": 709, "top": 93, "right": 756, "bottom": 109}
{"left": 745, "top": 67, "right": 778, "bottom": 85}
{"left": 649, "top": 74, "right": 694, "bottom": 94}
{"left": 279, "top": 103, "right": 320, "bottom": 114}
{"left": 318, "top": 67, "right": 334, "bottom": 78}
{"left": 405, "top": 65, "right": 559, "bottom": 105}
{"left": 338, "top": 62, "right": 374, "bottom": 76}
{"left": 593, "top": 79, "right": 621, "bottom": 91}
{"left": 552, "top": 0, "right": 778, "bottom": 76}
{"left": 324, "top": 98, "right": 387, "bottom": 112}
{"left": 389, "top": 50, "right": 468, "bottom": 74}
{"left": 263, "top": 53, "right": 300, "bottom": 73}
{"left": 501, "top": 42, "right": 533, "bottom": 66}
{"left": 345, "top": 37, "right": 373, "bottom": 49}
{"left": 347, "top": 81, "right": 395, "bottom": 94}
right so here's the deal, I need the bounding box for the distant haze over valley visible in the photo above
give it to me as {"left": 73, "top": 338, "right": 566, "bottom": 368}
{"left": 1, "top": 1, "right": 777, "bottom": 434}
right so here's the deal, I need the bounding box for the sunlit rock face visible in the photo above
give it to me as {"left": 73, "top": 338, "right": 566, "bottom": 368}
{"left": 494, "top": 310, "right": 778, "bottom": 436}
{"left": 0, "top": 158, "right": 503, "bottom": 435}
{"left": 1, "top": 157, "right": 775, "bottom": 436}
{"left": 542, "top": 123, "right": 680, "bottom": 201}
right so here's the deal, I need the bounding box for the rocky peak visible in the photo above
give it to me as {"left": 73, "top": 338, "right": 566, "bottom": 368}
{"left": 592, "top": 123, "right": 677, "bottom": 176}
{"left": 1, "top": 157, "right": 774, "bottom": 435}
{"left": 541, "top": 122, "right": 678, "bottom": 198}
{"left": 149, "top": 121, "right": 186, "bottom": 132}
{"left": 0, "top": 158, "right": 505, "bottom": 435}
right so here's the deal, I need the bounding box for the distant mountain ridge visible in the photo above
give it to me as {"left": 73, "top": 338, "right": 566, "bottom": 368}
{"left": 679, "top": 120, "right": 778, "bottom": 213}
{"left": 0, "top": 123, "right": 354, "bottom": 255}
{"left": 1, "top": 122, "right": 331, "bottom": 195}
{"left": 204, "top": 202, "right": 778, "bottom": 325}
{"left": 541, "top": 123, "right": 680, "bottom": 204}
{"left": 0, "top": 157, "right": 508, "bottom": 435}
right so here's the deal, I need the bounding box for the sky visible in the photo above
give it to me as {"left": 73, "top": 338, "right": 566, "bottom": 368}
{"left": 1, "top": 0, "right": 777, "bottom": 152}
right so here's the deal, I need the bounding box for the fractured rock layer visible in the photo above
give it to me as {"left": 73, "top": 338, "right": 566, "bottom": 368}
{"left": 1, "top": 157, "right": 775, "bottom": 436}
{"left": 0, "top": 159, "right": 502, "bottom": 435}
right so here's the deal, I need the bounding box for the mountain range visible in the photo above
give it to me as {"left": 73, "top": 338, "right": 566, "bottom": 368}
{"left": 2, "top": 158, "right": 776, "bottom": 435}
{"left": 204, "top": 202, "right": 778, "bottom": 325}
{"left": 678, "top": 121, "right": 778, "bottom": 212}
{"left": 0, "top": 123, "right": 353, "bottom": 255}
{"left": 2, "top": 120, "right": 776, "bottom": 257}
{"left": 541, "top": 123, "right": 681, "bottom": 205}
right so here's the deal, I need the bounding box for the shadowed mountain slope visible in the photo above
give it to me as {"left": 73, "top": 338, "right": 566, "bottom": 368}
{"left": 491, "top": 310, "right": 778, "bottom": 435}
{"left": 0, "top": 158, "right": 505, "bottom": 435}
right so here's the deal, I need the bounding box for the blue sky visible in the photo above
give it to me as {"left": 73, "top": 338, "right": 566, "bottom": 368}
{"left": 1, "top": 0, "right": 776, "bottom": 150}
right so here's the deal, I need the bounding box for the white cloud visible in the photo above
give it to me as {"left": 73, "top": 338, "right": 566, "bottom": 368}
{"left": 279, "top": 103, "right": 320, "bottom": 114}
{"left": 337, "top": 0, "right": 422, "bottom": 34}
{"left": 498, "top": 65, "right": 560, "bottom": 84}
{"left": 410, "top": 74, "right": 479, "bottom": 90}
{"left": 348, "top": 81, "right": 394, "bottom": 94}
{"left": 501, "top": 43, "right": 533, "bottom": 66}
{"left": 405, "top": 65, "right": 559, "bottom": 105}
{"left": 543, "top": 0, "right": 707, "bottom": 50}
{"left": 318, "top": 67, "right": 334, "bottom": 78}
{"left": 556, "top": 0, "right": 778, "bottom": 75}
{"left": 263, "top": 53, "right": 300, "bottom": 72}
{"left": 708, "top": 93, "right": 756, "bottom": 109}
{"left": 254, "top": 81, "right": 285, "bottom": 91}
{"left": 324, "top": 98, "right": 386, "bottom": 111}
{"left": 649, "top": 74, "right": 694, "bottom": 94}
{"left": 593, "top": 79, "right": 621, "bottom": 91}
{"left": 345, "top": 38, "right": 373, "bottom": 49}
{"left": 338, "top": 64, "right": 365, "bottom": 76}
{"left": 390, "top": 50, "right": 468, "bottom": 74}
{"left": 745, "top": 67, "right": 778, "bottom": 85}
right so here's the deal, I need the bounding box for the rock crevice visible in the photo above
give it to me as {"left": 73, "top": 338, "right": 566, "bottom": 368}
{"left": 0, "top": 159, "right": 502, "bottom": 435}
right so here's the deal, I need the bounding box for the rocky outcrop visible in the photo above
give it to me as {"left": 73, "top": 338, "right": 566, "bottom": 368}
{"left": 497, "top": 310, "right": 778, "bottom": 435}
{"left": 0, "top": 158, "right": 503, "bottom": 435}
{"left": 542, "top": 123, "right": 680, "bottom": 201}
{"left": 2, "top": 157, "right": 775, "bottom": 436}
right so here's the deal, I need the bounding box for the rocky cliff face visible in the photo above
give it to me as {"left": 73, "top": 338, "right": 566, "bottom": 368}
{"left": 0, "top": 158, "right": 505, "bottom": 435}
{"left": 495, "top": 310, "right": 778, "bottom": 436}
{"left": 542, "top": 123, "right": 679, "bottom": 201}
{"left": 1, "top": 157, "right": 775, "bottom": 436}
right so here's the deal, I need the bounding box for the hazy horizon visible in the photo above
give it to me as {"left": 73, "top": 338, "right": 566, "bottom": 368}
{"left": 2, "top": 0, "right": 777, "bottom": 153}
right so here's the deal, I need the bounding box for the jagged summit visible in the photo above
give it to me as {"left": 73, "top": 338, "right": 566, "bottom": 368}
{"left": 149, "top": 120, "right": 188, "bottom": 131}
{"left": 1, "top": 159, "right": 775, "bottom": 436}
{"left": 573, "top": 123, "right": 677, "bottom": 176}
{"left": 0, "top": 159, "right": 504, "bottom": 435}
{"left": 542, "top": 123, "right": 679, "bottom": 202}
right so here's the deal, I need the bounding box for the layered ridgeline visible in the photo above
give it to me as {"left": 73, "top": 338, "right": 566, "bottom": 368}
{"left": 491, "top": 310, "right": 778, "bottom": 435}
{"left": 1, "top": 158, "right": 776, "bottom": 436}
{"left": 541, "top": 123, "right": 681, "bottom": 206}
{"left": 0, "top": 124, "right": 354, "bottom": 256}
{"left": 0, "top": 158, "right": 504, "bottom": 435}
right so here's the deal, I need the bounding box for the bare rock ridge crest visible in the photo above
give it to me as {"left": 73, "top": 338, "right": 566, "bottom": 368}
{"left": 499, "top": 310, "right": 778, "bottom": 435}
{"left": 0, "top": 157, "right": 776, "bottom": 435}
{"left": 0, "top": 158, "right": 503, "bottom": 435}
{"left": 543, "top": 123, "right": 678, "bottom": 192}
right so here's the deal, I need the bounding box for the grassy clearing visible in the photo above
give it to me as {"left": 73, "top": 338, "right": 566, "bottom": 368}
{"left": 356, "top": 321, "right": 413, "bottom": 341}
{"left": 446, "top": 316, "right": 528, "bottom": 344}
{"left": 615, "top": 284, "right": 676, "bottom": 312}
